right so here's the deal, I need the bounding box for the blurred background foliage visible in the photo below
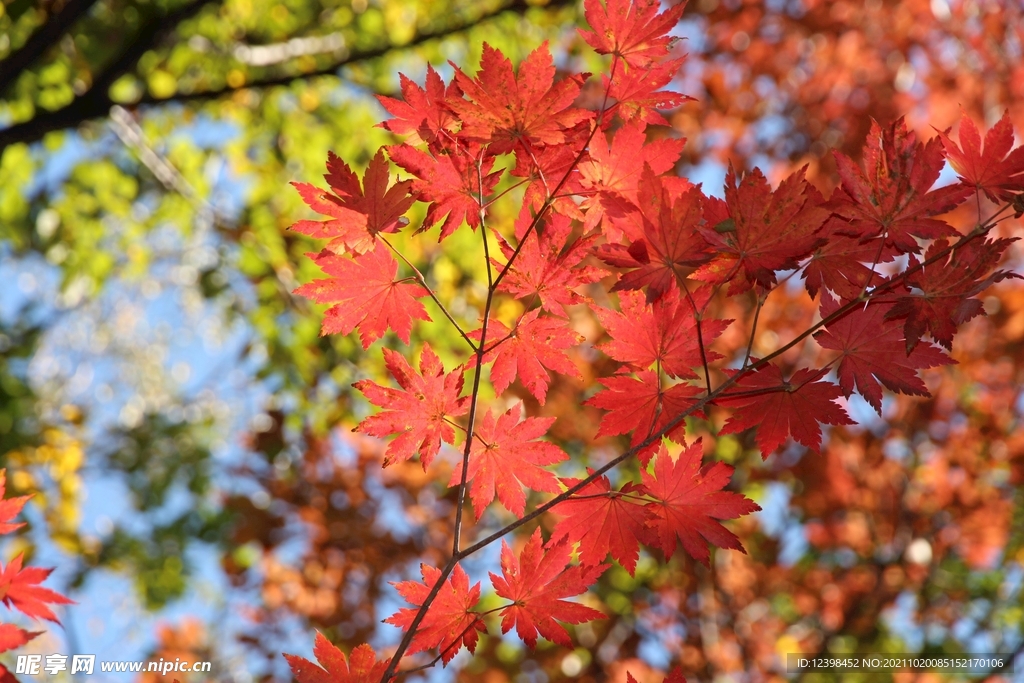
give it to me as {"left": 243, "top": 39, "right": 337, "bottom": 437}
{"left": 1, "top": 0, "right": 1023, "bottom": 681}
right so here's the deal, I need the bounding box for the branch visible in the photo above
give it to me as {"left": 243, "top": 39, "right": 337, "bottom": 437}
{"left": 231, "top": 33, "right": 345, "bottom": 67}
{"left": 450, "top": 164, "right": 495, "bottom": 558}
{"left": 0, "top": 0, "right": 575, "bottom": 151}
{"left": 0, "top": 0, "right": 214, "bottom": 152}
{"left": 0, "top": 0, "right": 103, "bottom": 95}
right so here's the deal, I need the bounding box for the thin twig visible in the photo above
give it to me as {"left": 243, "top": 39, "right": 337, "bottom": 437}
{"left": 741, "top": 291, "right": 766, "bottom": 369}
{"left": 379, "top": 236, "right": 476, "bottom": 351}
{"left": 679, "top": 278, "right": 713, "bottom": 395}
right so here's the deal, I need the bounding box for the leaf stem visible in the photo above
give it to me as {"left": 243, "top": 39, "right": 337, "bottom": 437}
{"left": 380, "top": 236, "right": 477, "bottom": 351}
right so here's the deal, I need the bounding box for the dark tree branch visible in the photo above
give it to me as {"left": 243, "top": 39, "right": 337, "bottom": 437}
{"left": 0, "top": 0, "right": 213, "bottom": 151}
{"left": 0, "top": 0, "right": 103, "bottom": 95}
{"left": 0, "top": 0, "right": 575, "bottom": 152}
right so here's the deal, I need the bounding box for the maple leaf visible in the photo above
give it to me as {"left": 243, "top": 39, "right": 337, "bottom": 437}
{"left": 289, "top": 150, "right": 414, "bottom": 254}
{"left": 585, "top": 370, "right": 702, "bottom": 464}
{"left": 596, "top": 289, "right": 728, "bottom": 380}
{"left": 597, "top": 173, "right": 712, "bottom": 301}
{"left": 936, "top": 109, "right": 1024, "bottom": 203}
{"left": 0, "top": 553, "right": 74, "bottom": 622}
{"left": 474, "top": 309, "right": 582, "bottom": 404}
{"left": 448, "top": 404, "right": 567, "bottom": 519}
{"left": 829, "top": 118, "right": 972, "bottom": 253}
{"left": 607, "top": 57, "right": 692, "bottom": 126}
{"left": 490, "top": 529, "right": 607, "bottom": 649}
{"left": 294, "top": 244, "right": 431, "bottom": 348}
{"left": 323, "top": 149, "right": 416, "bottom": 237}
{"left": 883, "top": 236, "right": 1021, "bottom": 351}
{"left": 376, "top": 64, "right": 460, "bottom": 146}
{"left": 801, "top": 217, "right": 892, "bottom": 300}
{"left": 449, "top": 43, "right": 591, "bottom": 156}
{"left": 579, "top": 124, "right": 686, "bottom": 234}
{"left": 814, "top": 296, "right": 954, "bottom": 412}
{"left": 642, "top": 441, "right": 761, "bottom": 567}
{"left": 579, "top": 0, "right": 685, "bottom": 70}
{"left": 717, "top": 364, "right": 854, "bottom": 458}
{"left": 284, "top": 633, "right": 391, "bottom": 683}
{"left": 387, "top": 143, "right": 501, "bottom": 240}
{"left": 549, "top": 474, "right": 651, "bottom": 575}
{"left": 695, "top": 166, "right": 829, "bottom": 294}
{"left": 0, "top": 470, "right": 31, "bottom": 536}
{"left": 354, "top": 345, "right": 469, "bottom": 468}
{"left": 289, "top": 180, "right": 372, "bottom": 255}
{"left": 384, "top": 563, "right": 484, "bottom": 665}
{"left": 0, "top": 624, "right": 38, "bottom": 653}
{"left": 495, "top": 214, "right": 604, "bottom": 314}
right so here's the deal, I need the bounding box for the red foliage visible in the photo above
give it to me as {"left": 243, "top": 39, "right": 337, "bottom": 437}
{"left": 0, "top": 470, "right": 73, "bottom": 676}
{"left": 283, "top": 0, "right": 1024, "bottom": 679}
{"left": 490, "top": 530, "right": 606, "bottom": 649}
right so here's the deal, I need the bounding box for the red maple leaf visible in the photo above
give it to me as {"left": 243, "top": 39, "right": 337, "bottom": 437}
{"left": 354, "top": 345, "right": 469, "bottom": 468}
{"left": 495, "top": 214, "right": 604, "bottom": 314}
{"left": 579, "top": 124, "right": 686, "bottom": 234}
{"left": 641, "top": 440, "right": 761, "bottom": 567}
{"left": 285, "top": 633, "right": 391, "bottom": 683}
{"left": 289, "top": 150, "right": 414, "bottom": 254}
{"left": 596, "top": 288, "right": 728, "bottom": 380}
{"left": 295, "top": 244, "right": 431, "bottom": 348}
{"left": 883, "top": 236, "right": 1020, "bottom": 351}
{"left": 0, "top": 553, "right": 74, "bottom": 622}
{"left": 449, "top": 43, "right": 591, "bottom": 156}
{"left": 448, "top": 404, "right": 567, "bottom": 519}
{"left": 717, "top": 364, "right": 854, "bottom": 458}
{"left": 579, "top": 0, "right": 685, "bottom": 70}
{"left": 376, "top": 64, "right": 460, "bottom": 147}
{"left": 387, "top": 143, "right": 501, "bottom": 240}
{"left": 696, "top": 166, "right": 828, "bottom": 294}
{"left": 801, "top": 217, "right": 893, "bottom": 300}
{"left": 323, "top": 150, "right": 416, "bottom": 236}
{"left": 607, "top": 57, "right": 692, "bottom": 126}
{"left": 814, "top": 296, "right": 953, "bottom": 413}
{"left": 585, "top": 370, "right": 702, "bottom": 464}
{"left": 936, "top": 109, "right": 1024, "bottom": 203}
{"left": 548, "top": 474, "right": 651, "bottom": 575}
{"left": 0, "top": 470, "right": 30, "bottom": 536}
{"left": 490, "top": 530, "right": 606, "bottom": 649}
{"left": 384, "top": 563, "right": 484, "bottom": 665}
{"left": 474, "top": 309, "right": 582, "bottom": 404}
{"left": 597, "top": 173, "right": 712, "bottom": 302}
{"left": 289, "top": 180, "right": 372, "bottom": 255}
{"left": 0, "top": 624, "right": 38, "bottom": 654}
{"left": 829, "top": 118, "right": 972, "bottom": 253}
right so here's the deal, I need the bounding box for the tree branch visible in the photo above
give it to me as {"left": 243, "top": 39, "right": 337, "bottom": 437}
{"left": 0, "top": 0, "right": 575, "bottom": 152}
{"left": 0, "top": 0, "right": 103, "bottom": 95}
{"left": 0, "top": 0, "right": 214, "bottom": 152}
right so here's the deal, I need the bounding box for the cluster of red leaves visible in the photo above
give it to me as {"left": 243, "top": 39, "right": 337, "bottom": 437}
{"left": 284, "top": 0, "right": 1023, "bottom": 679}
{"left": 0, "top": 470, "right": 74, "bottom": 681}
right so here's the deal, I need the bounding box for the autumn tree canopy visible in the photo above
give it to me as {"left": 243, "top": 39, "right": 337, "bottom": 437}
{"left": 0, "top": 0, "right": 1023, "bottom": 681}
